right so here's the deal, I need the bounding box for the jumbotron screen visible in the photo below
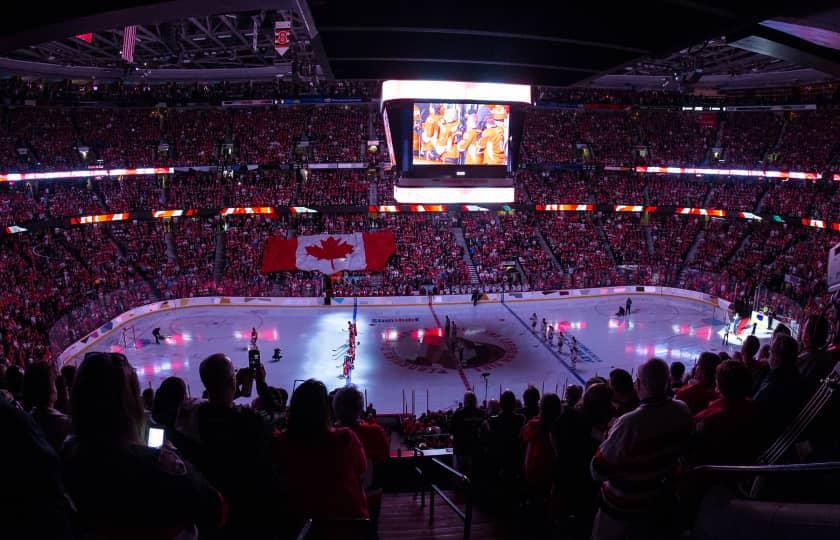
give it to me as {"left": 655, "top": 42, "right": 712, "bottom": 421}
{"left": 412, "top": 102, "right": 510, "bottom": 166}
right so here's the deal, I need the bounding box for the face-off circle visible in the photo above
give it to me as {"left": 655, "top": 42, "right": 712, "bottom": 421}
{"left": 379, "top": 326, "right": 517, "bottom": 373}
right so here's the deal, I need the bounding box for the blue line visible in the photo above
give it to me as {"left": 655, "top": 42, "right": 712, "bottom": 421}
{"left": 352, "top": 296, "right": 358, "bottom": 323}
{"left": 500, "top": 299, "right": 586, "bottom": 385}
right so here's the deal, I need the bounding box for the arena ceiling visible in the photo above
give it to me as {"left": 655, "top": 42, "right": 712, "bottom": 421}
{"left": 0, "top": 0, "right": 837, "bottom": 88}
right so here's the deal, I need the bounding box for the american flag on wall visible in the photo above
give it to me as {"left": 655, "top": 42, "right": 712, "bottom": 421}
{"left": 121, "top": 25, "right": 137, "bottom": 63}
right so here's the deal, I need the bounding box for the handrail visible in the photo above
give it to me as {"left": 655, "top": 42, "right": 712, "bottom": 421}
{"left": 413, "top": 452, "right": 473, "bottom": 540}
{"left": 431, "top": 457, "right": 469, "bottom": 483}
{"left": 295, "top": 519, "right": 313, "bottom": 540}
{"left": 693, "top": 461, "right": 840, "bottom": 474}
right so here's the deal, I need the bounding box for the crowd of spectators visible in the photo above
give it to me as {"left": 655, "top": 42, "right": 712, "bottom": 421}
{"left": 688, "top": 218, "right": 750, "bottom": 275}
{"left": 517, "top": 170, "right": 594, "bottom": 204}
{"left": 74, "top": 108, "right": 162, "bottom": 167}
{"left": 601, "top": 214, "right": 650, "bottom": 267}
{"left": 591, "top": 172, "right": 645, "bottom": 205}
{"left": 775, "top": 109, "right": 840, "bottom": 171}
{"left": 3, "top": 315, "right": 836, "bottom": 538}
{"left": 231, "top": 107, "right": 308, "bottom": 165}
{"left": 645, "top": 176, "right": 709, "bottom": 207}
{"left": 229, "top": 170, "right": 295, "bottom": 208}
{"left": 519, "top": 109, "right": 578, "bottom": 164}
{"left": 705, "top": 179, "right": 765, "bottom": 212}
{"left": 718, "top": 112, "right": 782, "bottom": 169}
{"left": 373, "top": 335, "right": 836, "bottom": 538}
{"left": 635, "top": 111, "right": 715, "bottom": 167}
{"left": 0, "top": 93, "right": 839, "bottom": 406}
{"left": 462, "top": 213, "right": 553, "bottom": 287}
{"left": 307, "top": 105, "right": 368, "bottom": 163}
{"left": 1, "top": 96, "right": 840, "bottom": 175}
{"left": 375, "top": 214, "right": 468, "bottom": 296}
{"left": 298, "top": 170, "right": 370, "bottom": 206}
{"left": 98, "top": 175, "right": 164, "bottom": 212}
{"left": 0, "top": 183, "right": 46, "bottom": 225}
{"left": 538, "top": 214, "right": 618, "bottom": 289}
{"left": 649, "top": 215, "right": 702, "bottom": 282}
{"left": 1, "top": 187, "right": 837, "bottom": 369}
{"left": 8, "top": 107, "right": 80, "bottom": 170}
{"left": 760, "top": 180, "right": 819, "bottom": 216}
{"left": 165, "top": 172, "right": 227, "bottom": 209}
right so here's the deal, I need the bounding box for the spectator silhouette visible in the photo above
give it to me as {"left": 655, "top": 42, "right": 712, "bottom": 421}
{"left": 23, "top": 361, "right": 72, "bottom": 452}
{"left": 272, "top": 379, "right": 369, "bottom": 521}
{"left": 176, "top": 353, "right": 276, "bottom": 538}
{"left": 591, "top": 358, "right": 694, "bottom": 540}
{"left": 62, "top": 352, "right": 226, "bottom": 537}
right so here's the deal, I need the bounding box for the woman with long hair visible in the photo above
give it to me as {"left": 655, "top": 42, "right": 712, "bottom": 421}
{"left": 62, "top": 352, "right": 225, "bottom": 539}
{"left": 521, "top": 393, "right": 563, "bottom": 493}
{"left": 272, "top": 379, "right": 369, "bottom": 520}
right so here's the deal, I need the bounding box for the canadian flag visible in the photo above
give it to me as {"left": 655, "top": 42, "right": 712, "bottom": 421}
{"left": 261, "top": 232, "right": 396, "bottom": 274}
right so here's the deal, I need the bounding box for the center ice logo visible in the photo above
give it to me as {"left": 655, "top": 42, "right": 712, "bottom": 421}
{"left": 379, "top": 327, "right": 516, "bottom": 373}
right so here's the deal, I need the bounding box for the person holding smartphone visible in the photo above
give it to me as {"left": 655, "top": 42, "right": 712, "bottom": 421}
{"left": 61, "top": 352, "right": 226, "bottom": 536}
{"left": 175, "top": 353, "right": 277, "bottom": 536}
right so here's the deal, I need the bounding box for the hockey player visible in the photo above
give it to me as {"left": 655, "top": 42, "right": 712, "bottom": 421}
{"left": 420, "top": 104, "right": 440, "bottom": 160}
{"left": 530, "top": 313, "right": 538, "bottom": 332}
{"left": 436, "top": 107, "right": 462, "bottom": 164}
{"left": 250, "top": 327, "right": 258, "bottom": 347}
{"left": 547, "top": 324, "right": 554, "bottom": 344}
{"left": 342, "top": 356, "right": 352, "bottom": 379}
{"left": 458, "top": 113, "right": 482, "bottom": 165}
{"left": 477, "top": 106, "right": 507, "bottom": 165}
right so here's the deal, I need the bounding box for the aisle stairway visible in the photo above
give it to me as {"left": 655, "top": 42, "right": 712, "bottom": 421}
{"left": 378, "top": 491, "right": 512, "bottom": 540}
{"left": 534, "top": 227, "right": 560, "bottom": 269}
{"left": 678, "top": 229, "right": 705, "bottom": 282}
{"left": 451, "top": 227, "right": 480, "bottom": 286}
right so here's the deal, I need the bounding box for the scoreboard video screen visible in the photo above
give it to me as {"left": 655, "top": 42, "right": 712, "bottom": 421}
{"left": 412, "top": 103, "right": 510, "bottom": 167}
{"left": 381, "top": 80, "right": 530, "bottom": 203}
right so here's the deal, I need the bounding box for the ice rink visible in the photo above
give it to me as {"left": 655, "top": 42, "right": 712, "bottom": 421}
{"left": 82, "top": 294, "right": 750, "bottom": 412}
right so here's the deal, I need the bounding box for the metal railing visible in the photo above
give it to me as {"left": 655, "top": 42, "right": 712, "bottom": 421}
{"left": 295, "top": 519, "right": 313, "bottom": 540}
{"left": 694, "top": 461, "right": 840, "bottom": 475}
{"left": 414, "top": 450, "right": 473, "bottom": 540}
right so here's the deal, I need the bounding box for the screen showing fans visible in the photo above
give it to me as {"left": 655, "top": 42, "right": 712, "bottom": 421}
{"left": 412, "top": 103, "right": 510, "bottom": 166}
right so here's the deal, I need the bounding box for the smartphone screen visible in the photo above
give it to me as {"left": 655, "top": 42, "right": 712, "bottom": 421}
{"left": 249, "top": 349, "right": 261, "bottom": 373}
{"left": 147, "top": 427, "right": 165, "bottom": 448}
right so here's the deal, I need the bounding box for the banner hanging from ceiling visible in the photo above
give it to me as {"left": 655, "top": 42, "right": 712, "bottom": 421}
{"left": 274, "top": 21, "right": 291, "bottom": 56}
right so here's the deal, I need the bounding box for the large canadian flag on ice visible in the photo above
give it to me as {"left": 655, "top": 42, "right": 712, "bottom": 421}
{"left": 261, "top": 232, "right": 396, "bottom": 274}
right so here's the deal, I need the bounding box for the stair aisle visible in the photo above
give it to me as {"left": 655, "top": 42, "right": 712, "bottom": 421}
{"left": 378, "top": 491, "right": 513, "bottom": 540}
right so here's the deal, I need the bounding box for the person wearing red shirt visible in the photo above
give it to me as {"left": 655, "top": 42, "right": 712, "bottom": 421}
{"left": 521, "top": 393, "right": 562, "bottom": 495}
{"left": 333, "top": 385, "right": 389, "bottom": 538}
{"left": 272, "top": 379, "right": 368, "bottom": 522}
{"left": 691, "top": 360, "right": 759, "bottom": 465}
{"left": 676, "top": 352, "right": 721, "bottom": 415}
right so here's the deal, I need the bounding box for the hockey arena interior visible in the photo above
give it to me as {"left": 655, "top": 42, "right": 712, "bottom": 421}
{"left": 3, "top": 2, "right": 840, "bottom": 539}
